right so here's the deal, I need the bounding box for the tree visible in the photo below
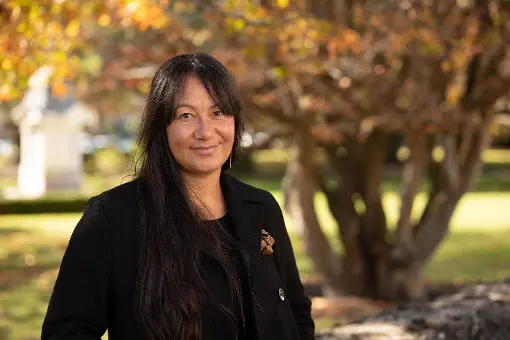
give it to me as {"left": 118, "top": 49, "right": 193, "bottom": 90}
{"left": 0, "top": 0, "right": 193, "bottom": 103}
{"left": 4, "top": 0, "right": 509, "bottom": 301}
{"left": 210, "top": 0, "right": 510, "bottom": 300}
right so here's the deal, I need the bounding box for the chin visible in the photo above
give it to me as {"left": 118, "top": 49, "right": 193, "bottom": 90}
{"left": 187, "top": 162, "right": 224, "bottom": 176}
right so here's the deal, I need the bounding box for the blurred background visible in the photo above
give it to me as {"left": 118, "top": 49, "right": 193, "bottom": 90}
{"left": 1, "top": 0, "right": 510, "bottom": 339}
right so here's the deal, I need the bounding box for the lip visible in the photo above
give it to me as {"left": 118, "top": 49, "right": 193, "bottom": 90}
{"left": 191, "top": 145, "right": 217, "bottom": 155}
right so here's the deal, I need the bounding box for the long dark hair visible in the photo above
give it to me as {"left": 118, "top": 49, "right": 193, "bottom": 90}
{"left": 135, "top": 53, "right": 245, "bottom": 340}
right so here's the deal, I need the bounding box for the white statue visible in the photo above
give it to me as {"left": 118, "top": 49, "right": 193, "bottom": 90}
{"left": 11, "top": 66, "right": 96, "bottom": 199}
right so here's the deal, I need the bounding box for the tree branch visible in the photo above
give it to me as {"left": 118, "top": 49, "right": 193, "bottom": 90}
{"left": 458, "top": 114, "right": 476, "bottom": 167}
{"left": 321, "top": 141, "right": 375, "bottom": 295}
{"left": 414, "top": 192, "right": 458, "bottom": 264}
{"left": 360, "top": 131, "right": 388, "bottom": 248}
{"left": 283, "top": 132, "right": 342, "bottom": 293}
{"left": 321, "top": 144, "right": 361, "bottom": 252}
{"left": 413, "top": 134, "right": 462, "bottom": 264}
{"left": 395, "top": 131, "right": 427, "bottom": 249}
{"left": 410, "top": 125, "right": 470, "bottom": 264}
{"left": 442, "top": 132, "right": 461, "bottom": 193}
{"left": 459, "top": 110, "right": 494, "bottom": 192}
{"left": 244, "top": 85, "right": 299, "bottom": 125}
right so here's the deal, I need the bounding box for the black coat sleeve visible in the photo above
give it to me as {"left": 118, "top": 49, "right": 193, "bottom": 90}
{"left": 42, "top": 196, "right": 111, "bottom": 340}
{"left": 266, "top": 193, "right": 315, "bottom": 339}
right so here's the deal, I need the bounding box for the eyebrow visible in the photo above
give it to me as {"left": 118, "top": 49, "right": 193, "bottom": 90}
{"left": 176, "top": 103, "right": 219, "bottom": 110}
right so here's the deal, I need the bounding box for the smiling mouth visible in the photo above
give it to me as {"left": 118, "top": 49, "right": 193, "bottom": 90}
{"left": 192, "top": 145, "right": 217, "bottom": 150}
{"left": 191, "top": 145, "right": 218, "bottom": 154}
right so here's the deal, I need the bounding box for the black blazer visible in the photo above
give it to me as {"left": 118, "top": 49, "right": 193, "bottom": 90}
{"left": 42, "top": 174, "right": 315, "bottom": 340}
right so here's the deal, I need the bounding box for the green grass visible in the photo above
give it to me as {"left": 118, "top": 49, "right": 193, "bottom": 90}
{"left": 1, "top": 188, "right": 509, "bottom": 338}
{"left": 0, "top": 270, "right": 58, "bottom": 340}
{"left": 273, "top": 191, "right": 510, "bottom": 281}
{"left": 0, "top": 148, "right": 509, "bottom": 337}
{"left": 483, "top": 148, "right": 510, "bottom": 164}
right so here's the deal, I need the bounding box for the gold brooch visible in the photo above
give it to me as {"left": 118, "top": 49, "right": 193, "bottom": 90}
{"left": 261, "top": 229, "right": 275, "bottom": 255}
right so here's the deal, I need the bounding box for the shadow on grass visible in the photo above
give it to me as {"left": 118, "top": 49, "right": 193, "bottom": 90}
{"left": 0, "top": 225, "right": 67, "bottom": 291}
{"left": 0, "top": 227, "right": 35, "bottom": 236}
{"left": 2, "top": 244, "right": 66, "bottom": 271}
{"left": 0, "top": 224, "right": 67, "bottom": 339}
{"left": 0, "top": 264, "right": 60, "bottom": 290}
{"left": 0, "top": 268, "right": 59, "bottom": 340}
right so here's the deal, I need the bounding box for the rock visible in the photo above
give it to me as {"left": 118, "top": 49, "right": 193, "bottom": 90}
{"left": 316, "top": 278, "right": 510, "bottom": 340}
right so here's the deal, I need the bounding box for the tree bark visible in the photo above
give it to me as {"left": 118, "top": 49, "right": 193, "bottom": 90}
{"left": 321, "top": 138, "right": 378, "bottom": 297}
{"left": 283, "top": 116, "right": 493, "bottom": 301}
{"left": 283, "top": 128, "right": 342, "bottom": 296}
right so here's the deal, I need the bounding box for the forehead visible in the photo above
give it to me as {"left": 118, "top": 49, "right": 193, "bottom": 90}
{"left": 178, "top": 74, "right": 215, "bottom": 104}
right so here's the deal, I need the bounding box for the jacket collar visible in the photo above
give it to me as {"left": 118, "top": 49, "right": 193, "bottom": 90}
{"left": 220, "top": 173, "right": 263, "bottom": 278}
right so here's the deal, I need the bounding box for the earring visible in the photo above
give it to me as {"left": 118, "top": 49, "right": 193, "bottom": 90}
{"left": 229, "top": 154, "right": 232, "bottom": 168}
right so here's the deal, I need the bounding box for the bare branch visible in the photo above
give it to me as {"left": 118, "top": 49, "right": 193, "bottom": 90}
{"left": 459, "top": 110, "right": 494, "bottom": 192}
{"left": 442, "top": 133, "right": 461, "bottom": 192}
{"left": 306, "top": 78, "right": 363, "bottom": 120}
{"left": 283, "top": 134, "right": 342, "bottom": 291}
{"left": 322, "top": 66, "right": 367, "bottom": 117}
{"left": 310, "top": 123, "right": 352, "bottom": 143}
{"left": 321, "top": 145, "right": 359, "bottom": 247}
{"left": 458, "top": 114, "right": 476, "bottom": 167}
{"left": 414, "top": 193, "right": 458, "bottom": 264}
{"left": 413, "top": 135, "right": 462, "bottom": 264}
{"left": 244, "top": 84, "right": 299, "bottom": 125}
{"left": 395, "top": 132, "right": 427, "bottom": 248}
{"left": 320, "top": 141, "right": 382, "bottom": 295}
{"left": 360, "top": 131, "right": 388, "bottom": 245}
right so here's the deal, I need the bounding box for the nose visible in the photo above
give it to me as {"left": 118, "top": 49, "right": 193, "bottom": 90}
{"left": 195, "top": 116, "right": 214, "bottom": 140}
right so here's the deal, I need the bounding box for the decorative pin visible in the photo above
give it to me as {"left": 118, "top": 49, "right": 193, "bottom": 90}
{"left": 261, "top": 229, "right": 275, "bottom": 255}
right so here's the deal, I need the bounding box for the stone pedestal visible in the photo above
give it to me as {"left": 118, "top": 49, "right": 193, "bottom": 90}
{"left": 12, "top": 66, "right": 96, "bottom": 199}
{"left": 17, "top": 121, "right": 46, "bottom": 198}
{"left": 16, "top": 113, "right": 85, "bottom": 198}
{"left": 43, "top": 114, "right": 83, "bottom": 191}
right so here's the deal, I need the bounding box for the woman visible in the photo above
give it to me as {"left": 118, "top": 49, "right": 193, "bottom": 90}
{"left": 42, "top": 53, "right": 314, "bottom": 340}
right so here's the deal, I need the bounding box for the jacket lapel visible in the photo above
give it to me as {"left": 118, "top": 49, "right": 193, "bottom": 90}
{"left": 222, "top": 174, "right": 271, "bottom": 339}
{"left": 221, "top": 174, "right": 263, "bottom": 278}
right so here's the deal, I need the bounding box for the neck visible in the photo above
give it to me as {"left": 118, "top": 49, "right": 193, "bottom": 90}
{"left": 182, "top": 171, "right": 225, "bottom": 220}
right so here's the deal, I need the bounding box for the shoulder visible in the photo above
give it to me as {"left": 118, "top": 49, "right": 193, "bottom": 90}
{"left": 78, "top": 179, "right": 141, "bottom": 240}
{"left": 91, "top": 178, "right": 140, "bottom": 213}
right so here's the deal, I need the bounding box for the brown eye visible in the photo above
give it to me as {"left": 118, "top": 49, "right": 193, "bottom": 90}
{"left": 179, "top": 112, "right": 193, "bottom": 119}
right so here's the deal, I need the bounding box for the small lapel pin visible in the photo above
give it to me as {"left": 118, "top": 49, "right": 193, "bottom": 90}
{"left": 261, "top": 229, "right": 275, "bottom": 255}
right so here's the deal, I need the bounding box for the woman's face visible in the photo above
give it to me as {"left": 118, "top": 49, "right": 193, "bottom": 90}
{"left": 166, "top": 74, "right": 235, "bottom": 178}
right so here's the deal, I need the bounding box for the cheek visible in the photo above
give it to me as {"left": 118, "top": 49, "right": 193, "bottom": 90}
{"left": 221, "top": 117, "right": 236, "bottom": 143}
{"left": 166, "top": 125, "right": 188, "bottom": 154}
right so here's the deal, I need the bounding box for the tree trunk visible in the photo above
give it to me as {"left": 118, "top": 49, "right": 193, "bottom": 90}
{"left": 283, "top": 128, "right": 343, "bottom": 296}
{"left": 283, "top": 117, "right": 492, "bottom": 301}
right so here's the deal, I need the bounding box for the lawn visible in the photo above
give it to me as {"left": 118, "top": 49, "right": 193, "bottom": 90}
{"left": 287, "top": 191, "right": 510, "bottom": 282}
{"left": 0, "top": 148, "right": 509, "bottom": 339}
{"left": 1, "top": 187, "right": 509, "bottom": 339}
